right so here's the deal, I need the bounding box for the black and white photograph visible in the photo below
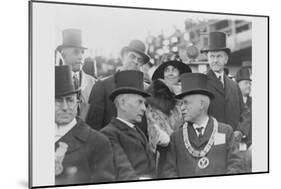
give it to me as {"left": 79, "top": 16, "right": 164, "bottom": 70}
{"left": 29, "top": 1, "right": 269, "bottom": 188}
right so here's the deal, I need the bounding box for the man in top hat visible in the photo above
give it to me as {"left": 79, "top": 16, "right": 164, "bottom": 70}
{"left": 86, "top": 40, "right": 150, "bottom": 132}
{"left": 201, "top": 32, "right": 246, "bottom": 140}
{"left": 235, "top": 67, "right": 252, "bottom": 147}
{"left": 56, "top": 28, "right": 96, "bottom": 121}
{"left": 159, "top": 73, "right": 243, "bottom": 178}
{"left": 55, "top": 65, "right": 115, "bottom": 185}
{"left": 101, "top": 70, "right": 156, "bottom": 181}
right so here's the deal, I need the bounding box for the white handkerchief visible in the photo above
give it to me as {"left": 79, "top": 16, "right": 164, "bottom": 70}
{"left": 214, "top": 133, "right": 226, "bottom": 145}
{"left": 239, "top": 142, "right": 247, "bottom": 151}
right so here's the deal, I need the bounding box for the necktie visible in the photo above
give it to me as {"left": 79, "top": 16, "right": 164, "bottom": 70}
{"left": 196, "top": 127, "right": 204, "bottom": 138}
{"left": 218, "top": 75, "right": 224, "bottom": 88}
{"left": 73, "top": 74, "right": 80, "bottom": 89}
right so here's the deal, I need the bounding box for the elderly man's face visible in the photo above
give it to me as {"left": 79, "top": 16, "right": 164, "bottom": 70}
{"left": 121, "top": 94, "right": 146, "bottom": 123}
{"left": 121, "top": 51, "right": 145, "bottom": 71}
{"left": 62, "top": 47, "right": 85, "bottom": 72}
{"left": 238, "top": 80, "right": 251, "bottom": 96}
{"left": 180, "top": 94, "right": 204, "bottom": 123}
{"left": 208, "top": 51, "right": 228, "bottom": 73}
{"left": 55, "top": 94, "right": 78, "bottom": 126}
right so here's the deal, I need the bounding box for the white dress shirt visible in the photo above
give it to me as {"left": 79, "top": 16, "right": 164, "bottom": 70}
{"left": 192, "top": 116, "right": 209, "bottom": 137}
{"left": 55, "top": 118, "right": 77, "bottom": 142}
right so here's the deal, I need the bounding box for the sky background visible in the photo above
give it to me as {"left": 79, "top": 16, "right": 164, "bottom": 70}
{"left": 52, "top": 4, "right": 237, "bottom": 58}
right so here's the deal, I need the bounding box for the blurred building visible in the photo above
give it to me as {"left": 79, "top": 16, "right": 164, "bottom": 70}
{"left": 146, "top": 19, "right": 252, "bottom": 75}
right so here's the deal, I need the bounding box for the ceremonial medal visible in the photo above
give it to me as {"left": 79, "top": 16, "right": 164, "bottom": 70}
{"left": 198, "top": 157, "right": 209, "bottom": 169}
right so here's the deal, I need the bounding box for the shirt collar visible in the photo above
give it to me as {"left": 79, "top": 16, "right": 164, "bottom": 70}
{"left": 116, "top": 117, "right": 135, "bottom": 129}
{"left": 192, "top": 116, "right": 209, "bottom": 135}
{"left": 55, "top": 118, "right": 77, "bottom": 142}
{"left": 214, "top": 71, "right": 224, "bottom": 80}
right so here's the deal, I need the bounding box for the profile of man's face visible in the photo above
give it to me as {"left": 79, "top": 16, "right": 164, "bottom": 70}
{"left": 180, "top": 94, "right": 205, "bottom": 122}
{"left": 119, "top": 94, "right": 146, "bottom": 123}
{"left": 121, "top": 51, "right": 144, "bottom": 71}
{"left": 207, "top": 51, "right": 228, "bottom": 73}
{"left": 62, "top": 47, "right": 85, "bottom": 72}
{"left": 238, "top": 80, "right": 251, "bottom": 96}
{"left": 55, "top": 94, "right": 78, "bottom": 126}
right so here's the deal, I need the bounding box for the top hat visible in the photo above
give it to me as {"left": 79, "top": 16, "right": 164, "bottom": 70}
{"left": 176, "top": 73, "right": 214, "bottom": 99}
{"left": 235, "top": 67, "right": 252, "bottom": 82}
{"left": 151, "top": 60, "right": 192, "bottom": 81}
{"left": 200, "top": 32, "right": 231, "bottom": 55}
{"left": 120, "top": 40, "right": 150, "bottom": 64}
{"left": 55, "top": 65, "right": 80, "bottom": 97}
{"left": 56, "top": 29, "right": 87, "bottom": 52}
{"left": 109, "top": 70, "right": 151, "bottom": 101}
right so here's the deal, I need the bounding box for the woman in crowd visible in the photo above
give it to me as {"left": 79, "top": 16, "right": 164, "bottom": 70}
{"left": 145, "top": 54, "right": 192, "bottom": 174}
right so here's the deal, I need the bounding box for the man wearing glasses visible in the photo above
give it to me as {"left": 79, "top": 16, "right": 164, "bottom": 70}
{"left": 86, "top": 40, "right": 150, "bottom": 132}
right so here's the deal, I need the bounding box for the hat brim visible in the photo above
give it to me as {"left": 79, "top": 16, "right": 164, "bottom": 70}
{"left": 200, "top": 48, "right": 231, "bottom": 55}
{"left": 109, "top": 87, "right": 151, "bottom": 101}
{"left": 152, "top": 61, "right": 192, "bottom": 81}
{"left": 121, "top": 46, "right": 150, "bottom": 64}
{"left": 55, "top": 89, "right": 80, "bottom": 97}
{"left": 175, "top": 89, "right": 214, "bottom": 100}
{"left": 56, "top": 44, "right": 87, "bottom": 52}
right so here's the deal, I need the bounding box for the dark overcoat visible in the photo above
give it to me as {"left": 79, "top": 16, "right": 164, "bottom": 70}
{"left": 55, "top": 118, "right": 115, "bottom": 185}
{"left": 206, "top": 70, "right": 245, "bottom": 130}
{"left": 159, "top": 117, "right": 243, "bottom": 178}
{"left": 86, "top": 74, "right": 148, "bottom": 135}
{"left": 101, "top": 118, "right": 156, "bottom": 181}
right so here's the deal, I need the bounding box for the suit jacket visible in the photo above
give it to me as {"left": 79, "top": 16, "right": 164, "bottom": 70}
{"left": 159, "top": 117, "right": 243, "bottom": 178}
{"left": 206, "top": 70, "right": 245, "bottom": 131}
{"left": 86, "top": 74, "right": 148, "bottom": 136}
{"left": 77, "top": 71, "right": 96, "bottom": 122}
{"left": 55, "top": 118, "right": 115, "bottom": 185}
{"left": 101, "top": 118, "right": 156, "bottom": 181}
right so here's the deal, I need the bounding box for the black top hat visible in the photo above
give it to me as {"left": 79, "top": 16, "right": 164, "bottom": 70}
{"left": 109, "top": 70, "right": 151, "bottom": 101}
{"left": 176, "top": 73, "right": 214, "bottom": 99}
{"left": 120, "top": 40, "right": 150, "bottom": 64}
{"left": 152, "top": 60, "right": 192, "bottom": 81}
{"left": 55, "top": 65, "right": 80, "bottom": 97}
{"left": 236, "top": 67, "right": 252, "bottom": 82}
{"left": 200, "top": 32, "right": 231, "bottom": 55}
{"left": 56, "top": 29, "right": 87, "bottom": 52}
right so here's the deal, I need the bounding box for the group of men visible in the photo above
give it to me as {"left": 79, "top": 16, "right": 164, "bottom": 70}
{"left": 54, "top": 29, "right": 252, "bottom": 185}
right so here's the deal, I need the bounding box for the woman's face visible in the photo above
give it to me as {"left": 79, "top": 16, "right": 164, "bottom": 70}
{"left": 164, "top": 65, "right": 180, "bottom": 85}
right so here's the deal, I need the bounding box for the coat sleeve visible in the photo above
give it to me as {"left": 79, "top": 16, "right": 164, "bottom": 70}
{"left": 86, "top": 80, "right": 105, "bottom": 130}
{"left": 158, "top": 132, "right": 178, "bottom": 178}
{"left": 101, "top": 129, "right": 139, "bottom": 181}
{"left": 226, "top": 126, "right": 244, "bottom": 174}
{"left": 89, "top": 133, "right": 116, "bottom": 182}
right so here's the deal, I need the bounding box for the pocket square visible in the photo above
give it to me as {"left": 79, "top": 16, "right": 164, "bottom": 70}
{"left": 214, "top": 133, "right": 225, "bottom": 145}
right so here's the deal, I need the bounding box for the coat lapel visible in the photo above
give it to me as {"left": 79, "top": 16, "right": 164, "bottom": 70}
{"left": 207, "top": 70, "right": 224, "bottom": 95}
{"left": 112, "top": 118, "right": 147, "bottom": 147}
{"left": 55, "top": 118, "right": 90, "bottom": 154}
{"left": 223, "top": 75, "right": 233, "bottom": 101}
{"left": 198, "top": 117, "right": 214, "bottom": 147}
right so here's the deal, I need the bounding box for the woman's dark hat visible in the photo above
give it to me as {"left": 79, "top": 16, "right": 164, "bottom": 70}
{"left": 56, "top": 29, "right": 87, "bottom": 52}
{"left": 109, "top": 70, "right": 151, "bottom": 101}
{"left": 200, "top": 32, "right": 231, "bottom": 55}
{"left": 55, "top": 65, "right": 80, "bottom": 97}
{"left": 152, "top": 60, "right": 192, "bottom": 81}
{"left": 120, "top": 40, "right": 150, "bottom": 64}
{"left": 236, "top": 67, "right": 252, "bottom": 82}
{"left": 176, "top": 73, "right": 214, "bottom": 100}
